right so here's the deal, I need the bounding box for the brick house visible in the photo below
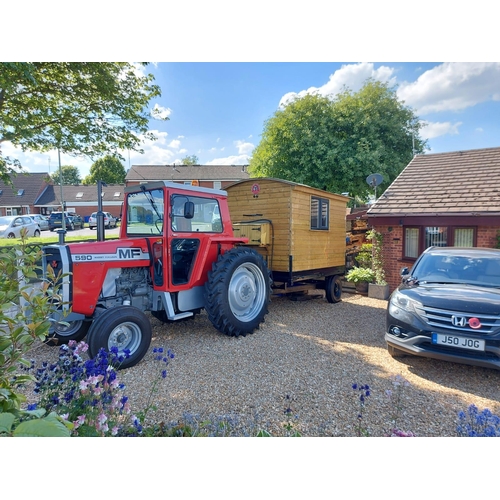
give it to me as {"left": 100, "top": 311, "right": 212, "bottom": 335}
{"left": 367, "top": 147, "right": 500, "bottom": 292}
{"left": 35, "top": 183, "right": 124, "bottom": 220}
{"left": 125, "top": 164, "right": 250, "bottom": 189}
{"left": 0, "top": 172, "right": 51, "bottom": 216}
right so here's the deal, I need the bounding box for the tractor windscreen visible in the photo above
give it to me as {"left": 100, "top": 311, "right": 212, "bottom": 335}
{"left": 126, "top": 188, "right": 165, "bottom": 236}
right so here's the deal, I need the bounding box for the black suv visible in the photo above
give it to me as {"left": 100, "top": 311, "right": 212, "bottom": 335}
{"left": 48, "top": 211, "right": 84, "bottom": 231}
{"left": 386, "top": 247, "right": 500, "bottom": 371}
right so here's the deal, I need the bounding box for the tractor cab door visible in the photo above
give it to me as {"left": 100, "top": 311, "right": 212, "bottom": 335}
{"left": 169, "top": 193, "right": 223, "bottom": 287}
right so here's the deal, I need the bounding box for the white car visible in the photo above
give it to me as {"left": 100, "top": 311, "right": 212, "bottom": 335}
{"left": 89, "top": 211, "right": 117, "bottom": 230}
{"left": 28, "top": 214, "right": 50, "bottom": 231}
{"left": 0, "top": 215, "right": 41, "bottom": 239}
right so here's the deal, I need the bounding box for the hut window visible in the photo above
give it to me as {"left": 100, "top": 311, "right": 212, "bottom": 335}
{"left": 310, "top": 196, "right": 329, "bottom": 230}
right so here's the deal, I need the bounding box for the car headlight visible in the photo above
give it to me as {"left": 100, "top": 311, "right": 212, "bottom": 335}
{"left": 390, "top": 289, "right": 423, "bottom": 314}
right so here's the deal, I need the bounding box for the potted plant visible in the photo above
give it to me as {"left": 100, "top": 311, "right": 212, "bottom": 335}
{"left": 366, "top": 229, "right": 390, "bottom": 300}
{"left": 345, "top": 266, "right": 375, "bottom": 294}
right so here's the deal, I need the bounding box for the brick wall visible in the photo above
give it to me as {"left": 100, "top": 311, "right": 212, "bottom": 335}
{"left": 372, "top": 224, "right": 500, "bottom": 292}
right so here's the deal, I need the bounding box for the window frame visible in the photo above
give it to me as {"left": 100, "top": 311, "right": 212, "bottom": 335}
{"left": 310, "top": 196, "right": 329, "bottom": 230}
{"left": 403, "top": 225, "right": 477, "bottom": 260}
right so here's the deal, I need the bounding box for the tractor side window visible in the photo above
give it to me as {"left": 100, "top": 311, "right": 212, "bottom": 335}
{"left": 126, "top": 189, "right": 164, "bottom": 236}
{"left": 171, "top": 195, "right": 223, "bottom": 233}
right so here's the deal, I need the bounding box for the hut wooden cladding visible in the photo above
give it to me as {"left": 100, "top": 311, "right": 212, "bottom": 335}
{"left": 226, "top": 178, "right": 348, "bottom": 274}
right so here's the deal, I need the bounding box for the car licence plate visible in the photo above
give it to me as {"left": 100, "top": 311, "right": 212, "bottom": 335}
{"left": 432, "top": 333, "right": 485, "bottom": 351}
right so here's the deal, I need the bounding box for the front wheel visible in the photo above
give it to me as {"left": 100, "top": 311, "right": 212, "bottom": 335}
{"left": 86, "top": 306, "right": 152, "bottom": 369}
{"left": 205, "top": 247, "right": 271, "bottom": 337}
{"left": 34, "top": 229, "right": 41, "bottom": 237}
{"left": 45, "top": 319, "right": 91, "bottom": 346}
{"left": 325, "top": 275, "right": 342, "bottom": 303}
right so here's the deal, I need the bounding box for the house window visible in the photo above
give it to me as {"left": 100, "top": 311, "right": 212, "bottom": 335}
{"left": 213, "top": 181, "right": 222, "bottom": 190}
{"left": 404, "top": 227, "right": 420, "bottom": 258}
{"left": 311, "top": 196, "right": 329, "bottom": 230}
{"left": 403, "top": 226, "right": 476, "bottom": 259}
{"left": 454, "top": 228, "right": 474, "bottom": 247}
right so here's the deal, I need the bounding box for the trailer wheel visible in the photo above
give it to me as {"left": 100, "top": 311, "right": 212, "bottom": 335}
{"left": 325, "top": 275, "right": 342, "bottom": 303}
{"left": 45, "top": 319, "right": 91, "bottom": 346}
{"left": 86, "top": 306, "right": 152, "bottom": 369}
{"left": 205, "top": 247, "right": 271, "bottom": 337}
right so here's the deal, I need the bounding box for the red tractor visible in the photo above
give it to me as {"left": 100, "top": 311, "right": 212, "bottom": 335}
{"left": 43, "top": 181, "right": 271, "bottom": 368}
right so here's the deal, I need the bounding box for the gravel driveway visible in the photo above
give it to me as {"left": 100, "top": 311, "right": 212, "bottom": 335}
{"left": 23, "top": 292, "right": 500, "bottom": 436}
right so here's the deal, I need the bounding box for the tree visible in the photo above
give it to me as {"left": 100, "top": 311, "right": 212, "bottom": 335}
{"left": 0, "top": 62, "right": 165, "bottom": 184}
{"left": 83, "top": 155, "right": 127, "bottom": 185}
{"left": 49, "top": 165, "right": 81, "bottom": 185}
{"left": 181, "top": 154, "right": 199, "bottom": 165}
{"left": 249, "top": 80, "right": 427, "bottom": 200}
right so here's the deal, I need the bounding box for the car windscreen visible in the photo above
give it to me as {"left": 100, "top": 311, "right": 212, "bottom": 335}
{"left": 413, "top": 254, "right": 500, "bottom": 287}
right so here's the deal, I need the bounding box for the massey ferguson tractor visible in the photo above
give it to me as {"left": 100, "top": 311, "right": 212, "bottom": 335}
{"left": 43, "top": 181, "right": 271, "bottom": 369}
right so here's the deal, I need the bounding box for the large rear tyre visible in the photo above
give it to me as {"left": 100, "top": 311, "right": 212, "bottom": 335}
{"left": 45, "top": 319, "right": 91, "bottom": 346}
{"left": 325, "top": 275, "right": 342, "bottom": 303}
{"left": 205, "top": 247, "right": 271, "bottom": 337}
{"left": 86, "top": 306, "right": 152, "bottom": 369}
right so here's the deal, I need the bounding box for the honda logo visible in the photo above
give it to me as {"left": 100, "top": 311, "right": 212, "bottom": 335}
{"left": 451, "top": 315, "right": 467, "bottom": 327}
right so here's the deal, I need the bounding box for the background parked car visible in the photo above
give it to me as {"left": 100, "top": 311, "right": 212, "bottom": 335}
{"left": 0, "top": 215, "right": 41, "bottom": 239}
{"left": 49, "top": 211, "right": 84, "bottom": 231}
{"left": 28, "top": 214, "right": 50, "bottom": 231}
{"left": 88, "top": 211, "right": 117, "bottom": 229}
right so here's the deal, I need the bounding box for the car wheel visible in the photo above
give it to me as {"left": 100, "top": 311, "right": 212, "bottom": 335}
{"left": 387, "top": 344, "right": 407, "bottom": 358}
{"left": 69, "top": 223, "right": 75, "bottom": 231}
{"left": 7, "top": 233, "right": 15, "bottom": 239}
{"left": 34, "top": 229, "right": 41, "bottom": 237}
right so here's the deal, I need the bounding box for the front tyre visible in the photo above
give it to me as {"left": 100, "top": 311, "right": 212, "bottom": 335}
{"left": 205, "top": 247, "right": 271, "bottom": 337}
{"left": 45, "top": 319, "right": 91, "bottom": 346}
{"left": 86, "top": 306, "right": 152, "bottom": 369}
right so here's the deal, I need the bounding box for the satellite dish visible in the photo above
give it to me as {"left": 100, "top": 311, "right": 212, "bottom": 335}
{"left": 366, "top": 173, "right": 383, "bottom": 187}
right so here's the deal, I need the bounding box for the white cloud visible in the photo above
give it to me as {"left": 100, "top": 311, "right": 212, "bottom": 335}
{"left": 151, "top": 103, "right": 172, "bottom": 120}
{"left": 179, "top": 148, "right": 188, "bottom": 154}
{"left": 419, "top": 120, "right": 462, "bottom": 140}
{"left": 397, "top": 62, "right": 500, "bottom": 115}
{"left": 279, "top": 62, "right": 397, "bottom": 107}
{"left": 234, "top": 140, "right": 255, "bottom": 155}
{"left": 206, "top": 155, "right": 250, "bottom": 165}
{"left": 168, "top": 139, "right": 181, "bottom": 149}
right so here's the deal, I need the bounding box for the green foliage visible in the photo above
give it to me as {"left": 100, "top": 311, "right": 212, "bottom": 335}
{"left": 49, "top": 165, "right": 81, "bottom": 185}
{"left": 181, "top": 155, "right": 199, "bottom": 165}
{"left": 249, "top": 80, "right": 427, "bottom": 200}
{"left": 0, "top": 232, "right": 70, "bottom": 435}
{"left": 0, "top": 62, "right": 164, "bottom": 184}
{"left": 355, "top": 243, "right": 373, "bottom": 268}
{"left": 82, "top": 155, "right": 127, "bottom": 185}
{"left": 345, "top": 266, "right": 375, "bottom": 284}
{"left": 366, "top": 229, "right": 387, "bottom": 285}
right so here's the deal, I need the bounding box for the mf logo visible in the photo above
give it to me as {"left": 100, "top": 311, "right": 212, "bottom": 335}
{"left": 451, "top": 315, "right": 467, "bottom": 327}
{"left": 118, "top": 248, "right": 143, "bottom": 259}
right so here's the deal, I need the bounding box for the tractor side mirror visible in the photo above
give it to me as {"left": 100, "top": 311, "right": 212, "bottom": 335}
{"left": 184, "top": 201, "right": 195, "bottom": 219}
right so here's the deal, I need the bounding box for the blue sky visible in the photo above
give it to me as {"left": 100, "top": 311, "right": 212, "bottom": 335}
{"left": 5, "top": 61, "right": 500, "bottom": 180}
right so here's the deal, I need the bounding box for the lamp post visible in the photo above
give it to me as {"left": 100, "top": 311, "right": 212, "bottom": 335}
{"left": 96, "top": 180, "right": 107, "bottom": 242}
{"left": 57, "top": 148, "right": 66, "bottom": 244}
